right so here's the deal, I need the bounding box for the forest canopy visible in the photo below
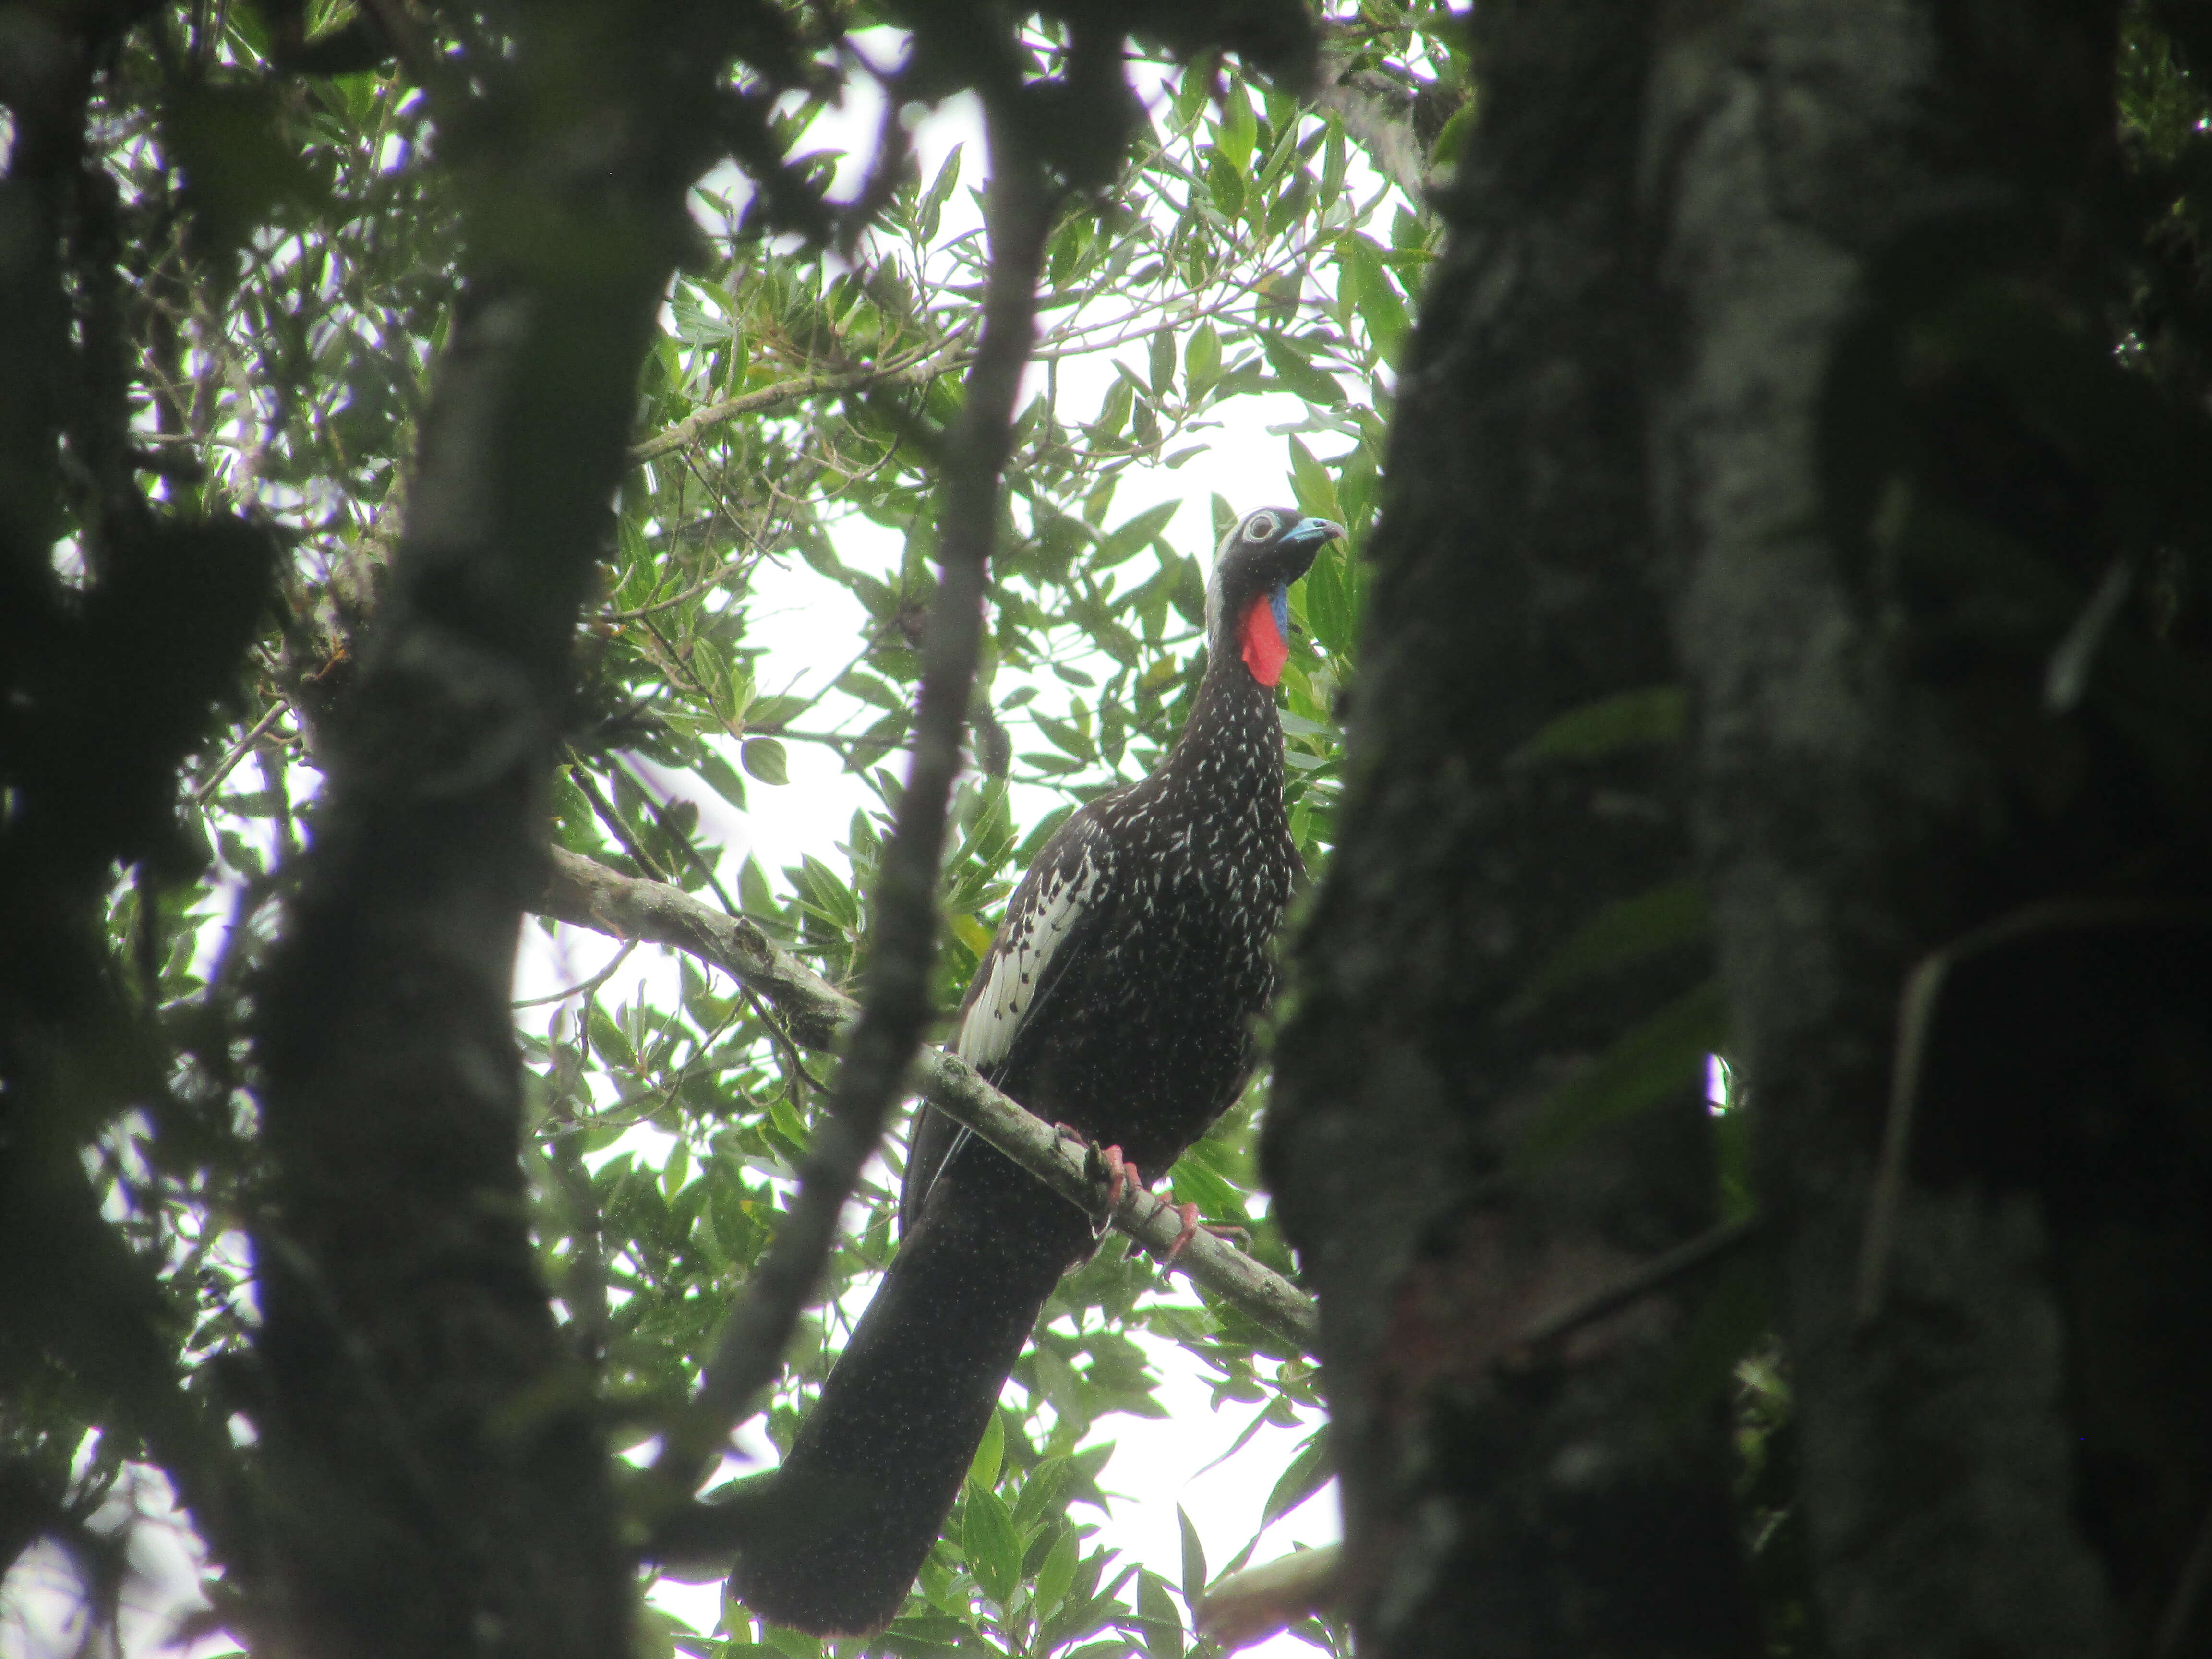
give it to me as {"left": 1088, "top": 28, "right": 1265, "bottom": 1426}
{"left": 0, "top": 0, "right": 1448, "bottom": 1654}
{"left": 10, "top": 3, "right": 2212, "bottom": 1659}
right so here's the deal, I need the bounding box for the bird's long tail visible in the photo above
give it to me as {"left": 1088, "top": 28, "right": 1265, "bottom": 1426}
{"left": 729, "top": 1141, "right": 1091, "bottom": 1635}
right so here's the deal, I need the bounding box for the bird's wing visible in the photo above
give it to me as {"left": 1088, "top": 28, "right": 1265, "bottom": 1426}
{"left": 954, "top": 815, "right": 1110, "bottom": 1076}
{"left": 899, "top": 812, "right": 1115, "bottom": 1234}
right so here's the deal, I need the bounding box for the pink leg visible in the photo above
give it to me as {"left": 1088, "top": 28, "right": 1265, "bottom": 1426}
{"left": 1161, "top": 1200, "right": 1203, "bottom": 1262}
{"left": 1094, "top": 1143, "right": 1140, "bottom": 1210}
{"left": 1089, "top": 1142, "right": 1204, "bottom": 1258}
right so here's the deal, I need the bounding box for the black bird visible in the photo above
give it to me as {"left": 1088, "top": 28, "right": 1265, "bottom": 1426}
{"left": 731, "top": 506, "right": 1341, "bottom": 1635}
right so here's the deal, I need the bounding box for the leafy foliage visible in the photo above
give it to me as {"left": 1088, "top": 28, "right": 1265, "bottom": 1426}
{"left": 18, "top": 2, "right": 2210, "bottom": 1655}
{"left": 0, "top": 0, "right": 1472, "bottom": 1653}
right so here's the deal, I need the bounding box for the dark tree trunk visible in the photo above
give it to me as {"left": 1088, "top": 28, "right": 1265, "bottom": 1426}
{"left": 249, "top": 11, "right": 739, "bottom": 1657}
{"left": 1264, "top": 2, "right": 1753, "bottom": 1656}
{"left": 1648, "top": 2, "right": 2210, "bottom": 1656}
{"left": 1280, "top": 0, "right": 2212, "bottom": 1656}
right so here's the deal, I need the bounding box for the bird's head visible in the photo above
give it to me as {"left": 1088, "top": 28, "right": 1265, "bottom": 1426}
{"left": 1205, "top": 507, "right": 1345, "bottom": 687}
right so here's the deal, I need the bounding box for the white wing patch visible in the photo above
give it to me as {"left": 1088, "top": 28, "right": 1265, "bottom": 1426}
{"left": 956, "top": 845, "right": 1103, "bottom": 1075}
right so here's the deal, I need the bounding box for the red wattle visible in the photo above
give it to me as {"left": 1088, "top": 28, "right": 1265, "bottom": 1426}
{"left": 1240, "top": 595, "right": 1289, "bottom": 686}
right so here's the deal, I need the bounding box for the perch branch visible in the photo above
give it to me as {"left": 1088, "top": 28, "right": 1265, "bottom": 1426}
{"left": 534, "top": 843, "right": 1321, "bottom": 1358}
{"left": 629, "top": 336, "right": 968, "bottom": 464}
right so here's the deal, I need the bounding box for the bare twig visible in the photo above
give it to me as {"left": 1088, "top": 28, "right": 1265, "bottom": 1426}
{"left": 1855, "top": 898, "right": 2212, "bottom": 1322}
{"left": 192, "top": 698, "right": 290, "bottom": 805}
{"left": 609, "top": 754, "right": 739, "bottom": 914}
{"left": 646, "top": 114, "right": 1057, "bottom": 1501}
{"left": 629, "top": 336, "right": 967, "bottom": 465}
{"left": 535, "top": 844, "right": 1321, "bottom": 1356}
{"left": 512, "top": 938, "right": 638, "bottom": 1009}
{"left": 1503, "top": 1215, "right": 1759, "bottom": 1364}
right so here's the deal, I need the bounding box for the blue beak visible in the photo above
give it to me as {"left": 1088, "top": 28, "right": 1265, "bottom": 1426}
{"left": 1281, "top": 517, "right": 1346, "bottom": 553}
{"left": 1274, "top": 517, "right": 1344, "bottom": 586}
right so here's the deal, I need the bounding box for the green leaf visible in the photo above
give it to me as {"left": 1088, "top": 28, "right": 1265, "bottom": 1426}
{"left": 1136, "top": 1568, "right": 1185, "bottom": 1659}
{"left": 1034, "top": 712, "right": 1096, "bottom": 763}
{"left": 768, "top": 1092, "right": 811, "bottom": 1153}
{"left": 1286, "top": 437, "right": 1340, "bottom": 525}
{"left": 1206, "top": 152, "right": 1245, "bottom": 223}
{"left": 1177, "top": 1504, "right": 1207, "bottom": 1602}
{"left": 587, "top": 1004, "right": 634, "bottom": 1069}
{"left": 1261, "top": 336, "right": 1342, "bottom": 407}
{"left": 1305, "top": 542, "right": 1354, "bottom": 655}
{"left": 917, "top": 144, "right": 962, "bottom": 243}
{"left": 748, "top": 694, "right": 812, "bottom": 729}
{"left": 1262, "top": 1431, "right": 1332, "bottom": 1526}
{"left": 1100, "top": 502, "right": 1180, "bottom": 569}
{"left": 1034, "top": 1526, "right": 1081, "bottom": 1617}
{"left": 962, "top": 1482, "right": 1022, "bottom": 1604}
{"left": 1168, "top": 1154, "right": 1247, "bottom": 1223}
{"left": 1345, "top": 233, "right": 1411, "bottom": 363}
{"left": 1217, "top": 85, "right": 1258, "bottom": 173}
{"left": 1510, "top": 685, "right": 1688, "bottom": 765}
{"left": 793, "top": 854, "right": 860, "bottom": 930}
{"left": 695, "top": 749, "right": 748, "bottom": 811}
{"left": 1187, "top": 324, "right": 1221, "bottom": 397}
{"left": 742, "top": 738, "right": 790, "bottom": 786}
{"left": 836, "top": 670, "right": 904, "bottom": 710}
{"left": 969, "top": 1407, "right": 1005, "bottom": 1492}
{"left": 1149, "top": 329, "right": 1177, "bottom": 397}
{"left": 1517, "top": 980, "right": 1730, "bottom": 1166}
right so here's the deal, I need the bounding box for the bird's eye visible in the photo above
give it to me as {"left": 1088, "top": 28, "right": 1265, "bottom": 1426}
{"left": 1243, "top": 512, "right": 1277, "bottom": 542}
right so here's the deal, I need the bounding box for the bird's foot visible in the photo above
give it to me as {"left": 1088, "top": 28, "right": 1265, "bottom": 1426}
{"left": 1159, "top": 1199, "right": 1204, "bottom": 1262}
{"left": 1094, "top": 1143, "right": 1139, "bottom": 1211}
{"left": 1086, "top": 1145, "right": 1209, "bottom": 1260}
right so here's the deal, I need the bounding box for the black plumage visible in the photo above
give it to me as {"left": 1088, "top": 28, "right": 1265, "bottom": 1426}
{"left": 731, "top": 506, "right": 1341, "bottom": 1635}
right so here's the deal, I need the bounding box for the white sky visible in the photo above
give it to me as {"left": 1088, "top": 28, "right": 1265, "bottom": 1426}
{"left": 1, "top": 50, "right": 1375, "bottom": 1659}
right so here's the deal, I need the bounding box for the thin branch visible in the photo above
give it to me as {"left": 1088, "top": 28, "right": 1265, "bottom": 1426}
{"left": 645, "top": 114, "right": 1057, "bottom": 1502}
{"left": 567, "top": 757, "right": 677, "bottom": 884}
{"left": 609, "top": 753, "right": 739, "bottom": 914}
{"left": 534, "top": 844, "right": 1321, "bottom": 1356}
{"left": 1503, "top": 1215, "right": 1760, "bottom": 1366}
{"left": 597, "top": 552, "right": 758, "bottom": 623}
{"left": 192, "top": 697, "right": 291, "bottom": 805}
{"left": 1855, "top": 898, "right": 2212, "bottom": 1322}
{"left": 629, "top": 336, "right": 968, "bottom": 465}
{"left": 513, "top": 938, "right": 638, "bottom": 1009}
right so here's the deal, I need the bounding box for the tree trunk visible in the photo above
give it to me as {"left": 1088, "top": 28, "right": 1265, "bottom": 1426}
{"left": 1265, "top": 3, "right": 1752, "bottom": 1655}
{"left": 1278, "top": 0, "right": 2212, "bottom": 1656}
{"left": 1648, "top": 2, "right": 2211, "bottom": 1656}
{"left": 249, "top": 12, "right": 739, "bottom": 1656}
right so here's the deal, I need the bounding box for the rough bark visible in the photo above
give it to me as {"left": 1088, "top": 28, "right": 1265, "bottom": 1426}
{"left": 1264, "top": 2, "right": 1751, "bottom": 1655}
{"left": 248, "top": 10, "right": 740, "bottom": 1656}
{"left": 1643, "top": 1, "right": 2196, "bottom": 1655}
